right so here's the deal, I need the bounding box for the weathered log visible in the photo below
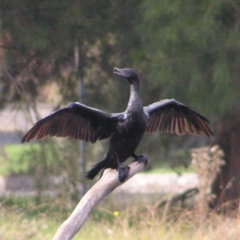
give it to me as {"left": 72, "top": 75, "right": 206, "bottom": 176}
{"left": 52, "top": 161, "right": 147, "bottom": 240}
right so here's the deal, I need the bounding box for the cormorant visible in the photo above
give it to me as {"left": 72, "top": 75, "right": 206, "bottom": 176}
{"left": 22, "top": 67, "right": 213, "bottom": 182}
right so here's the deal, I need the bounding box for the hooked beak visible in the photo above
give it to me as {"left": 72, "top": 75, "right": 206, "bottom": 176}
{"left": 113, "top": 67, "right": 130, "bottom": 78}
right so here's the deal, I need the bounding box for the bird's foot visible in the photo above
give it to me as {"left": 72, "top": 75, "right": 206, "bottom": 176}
{"left": 118, "top": 165, "right": 130, "bottom": 183}
{"left": 133, "top": 154, "right": 148, "bottom": 167}
{"left": 118, "top": 163, "right": 130, "bottom": 183}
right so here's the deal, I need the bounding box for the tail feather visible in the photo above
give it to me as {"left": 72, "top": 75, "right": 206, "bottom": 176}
{"left": 85, "top": 159, "right": 107, "bottom": 180}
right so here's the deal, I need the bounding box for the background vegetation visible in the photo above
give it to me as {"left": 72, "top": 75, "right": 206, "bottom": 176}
{"left": 0, "top": 0, "right": 240, "bottom": 238}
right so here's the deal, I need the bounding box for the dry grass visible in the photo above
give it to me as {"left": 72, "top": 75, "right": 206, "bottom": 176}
{"left": 1, "top": 195, "right": 240, "bottom": 240}
{"left": 1, "top": 145, "right": 238, "bottom": 240}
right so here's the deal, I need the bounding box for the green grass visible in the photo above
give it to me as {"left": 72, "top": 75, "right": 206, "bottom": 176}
{"left": 145, "top": 166, "right": 194, "bottom": 174}
{"left": 0, "top": 143, "right": 40, "bottom": 175}
{"left": 0, "top": 143, "right": 60, "bottom": 176}
{"left": 1, "top": 195, "right": 240, "bottom": 240}
{"left": 0, "top": 143, "right": 194, "bottom": 176}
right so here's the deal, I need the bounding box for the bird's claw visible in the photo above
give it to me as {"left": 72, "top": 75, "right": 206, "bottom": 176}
{"left": 134, "top": 154, "right": 148, "bottom": 167}
{"left": 118, "top": 165, "right": 130, "bottom": 183}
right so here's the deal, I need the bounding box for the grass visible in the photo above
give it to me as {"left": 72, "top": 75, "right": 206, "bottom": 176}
{"left": 0, "top": 143, "right": 62, "bottom": 176}
{"left": 0, "top": 144, "right": 233, "bottom": 239}
{"left": 145, "top": 166, "right": 194, "bottom": 174}
{"left": 0, "top": 143, "right": 194, "bottom": 176}
{"left": 1, "top": 144, "right": 233, "bottom": 239}
{"left": 1, "top": 195, "right": 240, "bottom": 240}
{"left": 0, "top": 143, "right": 41, "bottom": 175}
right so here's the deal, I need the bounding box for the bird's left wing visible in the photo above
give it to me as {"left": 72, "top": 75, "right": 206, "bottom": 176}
{"left": 22, "top": 102, "right": 119, "bottom": 143}
{"left": 144, "top": 99, "right": 213, "bottom": 137}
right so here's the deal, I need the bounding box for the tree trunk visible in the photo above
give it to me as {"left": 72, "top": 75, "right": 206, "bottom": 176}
{"left": 211, "top": 112, "right": 240, "bottom": 214}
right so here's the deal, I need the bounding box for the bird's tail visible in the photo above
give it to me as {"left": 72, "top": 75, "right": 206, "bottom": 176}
{"left": 85, "top": 159, "right": 107, "bottom": 180}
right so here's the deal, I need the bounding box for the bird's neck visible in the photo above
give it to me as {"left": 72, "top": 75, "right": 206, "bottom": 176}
{"left": 127, "top": 83, "right": 141, "bottom": 110}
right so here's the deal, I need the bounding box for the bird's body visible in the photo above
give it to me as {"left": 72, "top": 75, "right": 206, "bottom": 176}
{"left": 22, "top": 67, "right": 213, "bottom": 182}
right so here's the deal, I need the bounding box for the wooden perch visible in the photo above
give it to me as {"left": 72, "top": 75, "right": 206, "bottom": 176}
{"left": 52, "top": 161, "right": 147, "bottom": 240}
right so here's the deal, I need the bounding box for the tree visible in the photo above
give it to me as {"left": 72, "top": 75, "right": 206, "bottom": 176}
{"left": 0, "top": 0, "right": 143, "bottom": 199}
{"left": 0, "top": 0, "right": 142, "bottom": 109}
{"left": 137, "top": 0, "right": 240, "bottom": 211}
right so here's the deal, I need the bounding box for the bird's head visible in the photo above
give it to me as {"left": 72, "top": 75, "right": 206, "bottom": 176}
{"left": 113, "top": 67, "right": 139, "bottom": 85}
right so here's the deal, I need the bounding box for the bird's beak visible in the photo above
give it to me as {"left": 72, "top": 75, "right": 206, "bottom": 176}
{"left": 113, "top": 67, "right": 129, "bottom": 78}
{"left": 113, "top": 67, "right": 122, "bottom": 76}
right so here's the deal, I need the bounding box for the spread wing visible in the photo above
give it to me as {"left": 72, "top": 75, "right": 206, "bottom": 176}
{"left": 22, "top": 102, "right": 119, "bottom": 143}
{"left": 144, "top": 99, "right": 213, "bottom": 137}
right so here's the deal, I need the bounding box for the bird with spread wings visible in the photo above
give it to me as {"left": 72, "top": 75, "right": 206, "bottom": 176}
{"left": 22, "top": 67, "right": 213, "bottom": 182}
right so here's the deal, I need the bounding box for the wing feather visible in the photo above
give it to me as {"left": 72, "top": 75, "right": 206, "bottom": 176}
{"left": 22, "top": 102, "right": 118, "bottom": 143}
{"left": 144, "top": 99, "right": 213, "bottom": 137}
{"left": 175, "top": 118, "right": 181, "bottom": 135}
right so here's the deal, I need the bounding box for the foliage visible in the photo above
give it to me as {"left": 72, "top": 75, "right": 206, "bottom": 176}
{"left": 0, "top": 143, "right": 40, "bottom": 175}
{"left": 135, "top": 2, "right": 240, "bottom": 206}
{"left": 0, "top": 0, "right": 142, "bottom": 110}
{"left": 0, "top": 141, "right": 83, "bottom": 202}
{"left": 0, "top": 143, "right": 194, "bottom": 176}
{"left": 0, "top": 142, "right": 69, "bottom": 175}
{"left": 138, "top": 0, "right": 240, "bottom": 117}
{"left": 1, "top": 0, "right": 240, "bottom": 207}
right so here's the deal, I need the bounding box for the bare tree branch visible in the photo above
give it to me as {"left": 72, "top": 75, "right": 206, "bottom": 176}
{"left": 52, "top": 161, "right": 147, "bottom": 240}
{"left": 157, "top": 187, "right": 199, "bottom": 208}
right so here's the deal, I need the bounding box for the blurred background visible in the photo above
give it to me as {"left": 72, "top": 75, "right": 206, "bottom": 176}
{"left": 0, "top": 1, "right": 240, "bottom": 239}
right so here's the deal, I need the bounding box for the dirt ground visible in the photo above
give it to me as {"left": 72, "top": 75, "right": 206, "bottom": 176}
{"left": 0, "top": 173, "right": 198, "bottom": 197}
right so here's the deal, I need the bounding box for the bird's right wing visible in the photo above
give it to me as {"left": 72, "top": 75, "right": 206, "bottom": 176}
{"left": 144, "top": 99, "right": 213, "bottom": 137}
{"left": 22, "top": 102, "right": 119, "bottom": 143}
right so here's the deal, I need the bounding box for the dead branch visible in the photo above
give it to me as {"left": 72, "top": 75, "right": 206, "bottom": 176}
{"left": 52, "top": 161, "right": 147, "bottom": 240}
{"left": 158, "top": 187, "right": 199, "bottom": 208}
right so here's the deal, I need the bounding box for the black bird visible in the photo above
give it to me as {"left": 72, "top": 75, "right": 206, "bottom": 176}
{"left": 22, "top": 68, "right": 213, "bottom": 182}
